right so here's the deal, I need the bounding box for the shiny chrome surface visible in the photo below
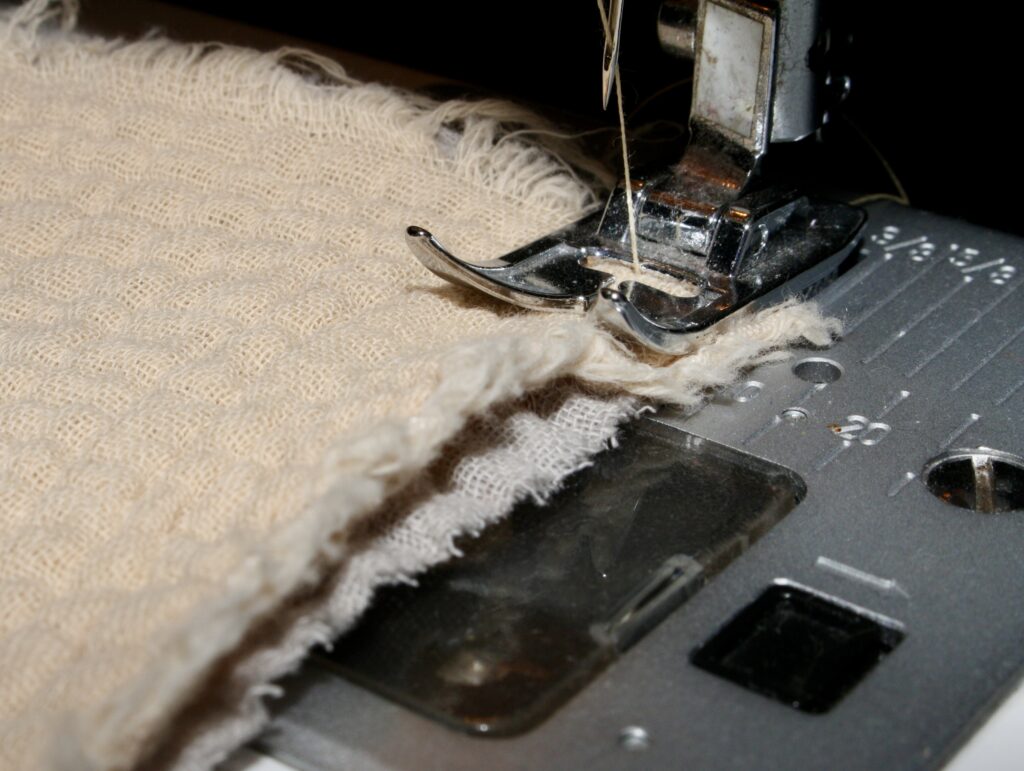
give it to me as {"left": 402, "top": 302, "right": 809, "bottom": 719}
{"left": 656, "top": 0, "right": 698, "bottom": 59}
{"left": 600, "top": 0, "right": 625, "bottom": 110}
{"left": 922, "top": 447, "right": 1024, "bottom": 513}
{"left": 407, "top": 183, "right": 865, "bottom": 354}
{"left": 407, "top": 1, "right": 861, "bottom": 354}
{"left": 658, "top": 0, "right": 827, "bottom": 142}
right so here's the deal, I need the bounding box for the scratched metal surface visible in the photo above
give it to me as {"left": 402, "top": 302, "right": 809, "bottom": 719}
{"left": 259, "top": 203, "right": 1024, "bottom": 771}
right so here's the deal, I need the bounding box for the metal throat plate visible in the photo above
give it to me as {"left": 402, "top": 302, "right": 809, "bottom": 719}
{"left": 258, "top": 203, "right": 1024, "bottom": 771}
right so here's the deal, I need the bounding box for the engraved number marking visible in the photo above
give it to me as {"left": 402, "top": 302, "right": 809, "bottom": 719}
{"left": 906, "top": 240, "right": 936, "bottom": 262}
{"left": 869, "top": 225, "right": 900, "bottom": 247}
{"left": 949, "top": 245, "right": 1017, "bottom": 285}
{"left": 990, "top": 264, "right": 1017, "bottom": 285}
{"left": 829, "top": 415, "right": 892, "bottom": 446}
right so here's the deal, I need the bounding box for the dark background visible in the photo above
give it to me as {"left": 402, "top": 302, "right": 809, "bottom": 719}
{"left": 79, "top": 1, "right": 1020, "bottom": 235}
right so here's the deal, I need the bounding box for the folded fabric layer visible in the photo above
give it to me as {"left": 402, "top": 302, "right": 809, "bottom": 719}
{"left": 0, "top": 2, "right": 837, "bottom": 768}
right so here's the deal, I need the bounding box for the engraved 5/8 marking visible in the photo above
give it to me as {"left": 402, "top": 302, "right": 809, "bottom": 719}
{"left": 949, "top": 244, "right": 1017, "bottom": 285}
{"left": 870, "top": 228, "right": 1015, "bottom": 286}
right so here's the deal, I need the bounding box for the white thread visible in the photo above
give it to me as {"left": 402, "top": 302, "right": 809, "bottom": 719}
{"left": 596, "top": 0, "right": 641, "bottom": 274}
{"left": 0, "top": 5, "right": 840, "bottom": 769}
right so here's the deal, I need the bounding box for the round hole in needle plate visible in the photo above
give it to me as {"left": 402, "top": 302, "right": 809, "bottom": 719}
{"left": 793, "top": 357, "right": 843, "bottom": 384}
{"left": 923, "top": 448, "right": 1024, "bottom": 513}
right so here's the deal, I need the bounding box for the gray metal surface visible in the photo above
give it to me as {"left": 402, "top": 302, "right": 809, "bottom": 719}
{"left": 259, "top": 203, "right": 1024, "bottom": 770}
{"left": 409, "top": 1, "right": 862, "bottom": 356}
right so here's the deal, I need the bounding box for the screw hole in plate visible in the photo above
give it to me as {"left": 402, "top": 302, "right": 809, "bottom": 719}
{"left": 793, "top": 358, "right": 843, "bottom": 384}
{"left": 923, "top": 448, "right": 1024, "bottom": 513}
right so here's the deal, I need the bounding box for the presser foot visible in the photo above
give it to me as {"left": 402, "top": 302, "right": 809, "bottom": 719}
{"left": 406, "top": 183, "right": 865, "bottom": 354}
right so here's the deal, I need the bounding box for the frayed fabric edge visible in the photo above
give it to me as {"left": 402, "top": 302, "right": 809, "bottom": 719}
{"left": 57, "top": 302, "right": 837, "bottom": 771}
{"left": 138, "top": 386, "right": 643, "bottom": 771}
{"left": 0, "top": 2, "right": 598, "bottom": 218}
{"left": 0, "top": 3, "right": 841, "bottom": 769}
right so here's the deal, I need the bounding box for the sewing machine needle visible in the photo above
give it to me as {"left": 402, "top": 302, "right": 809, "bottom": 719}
{"left": 601, "top": 0, "right": 624, "bottom": 110}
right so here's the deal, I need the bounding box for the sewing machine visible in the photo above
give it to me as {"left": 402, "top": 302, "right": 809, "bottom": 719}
{"left": 235, "top": 3, "right": 1024, "bottom": 769}
{"left": 78, "top": 2, "right": 1024, "bottom": 768}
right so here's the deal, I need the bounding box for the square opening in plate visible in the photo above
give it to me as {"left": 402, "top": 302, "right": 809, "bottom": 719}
{"left": 691, "top": 584, "right": 904, "bottom": 713}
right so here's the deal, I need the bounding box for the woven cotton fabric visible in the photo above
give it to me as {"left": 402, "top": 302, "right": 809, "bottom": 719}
{"left": 150, "top": 384, "right": 642, "bottom": 771}
{"left": 0, "top": 3, "right": 839, "bottom": 769}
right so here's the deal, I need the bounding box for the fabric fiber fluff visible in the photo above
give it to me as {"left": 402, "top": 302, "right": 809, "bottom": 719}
{"left": 0, "top": 2, "right": 838, "bottom": 768}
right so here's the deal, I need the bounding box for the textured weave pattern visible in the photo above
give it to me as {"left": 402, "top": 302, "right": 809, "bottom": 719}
{"left": 0, "top": 4, "right": 838, "bottom": 769}
{"left": 151, "top": 385, "right": 640, "bottom": 771}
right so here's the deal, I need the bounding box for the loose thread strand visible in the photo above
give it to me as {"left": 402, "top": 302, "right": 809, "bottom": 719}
{"left": 615, "top": 67, "right": 641, "bottom": 274}
{"left": 596, "top": 0, "right": 641, "bottom": 274}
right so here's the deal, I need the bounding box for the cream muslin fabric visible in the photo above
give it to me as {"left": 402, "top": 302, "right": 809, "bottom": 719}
{"left": 0, "top": 2, "right": 838, "bottom": 768}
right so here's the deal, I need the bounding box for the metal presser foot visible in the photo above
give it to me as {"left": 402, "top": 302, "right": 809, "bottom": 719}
{"left": 406, "top": 179, "right": 864, "bottom": 353}
{"left": 406, "top": 0, "right": 866, "bottom": 353}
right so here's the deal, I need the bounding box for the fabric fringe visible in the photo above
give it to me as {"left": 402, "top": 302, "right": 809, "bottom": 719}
{"left": 0, "top": 3, "right": 840, "bottom": 769}
{"left": 67, "top": 307, "right": 835, "bottom": 771}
